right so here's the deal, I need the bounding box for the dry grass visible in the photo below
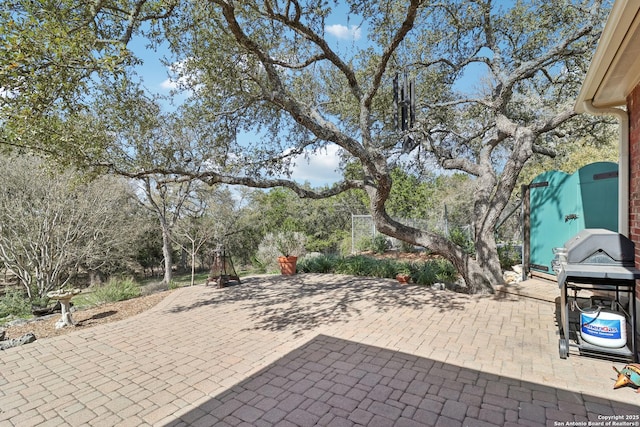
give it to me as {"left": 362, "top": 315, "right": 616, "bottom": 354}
{"left": 2, "top": 290, "right": 172, "bottom": 341}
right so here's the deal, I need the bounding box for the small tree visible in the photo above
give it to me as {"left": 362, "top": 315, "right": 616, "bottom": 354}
{"left": 0, "top": 154, "right": 140, "bottom": 299}
{"left": 137, "top": 177, "right": 196, "bottom": 286}
{"left": 172, "top": 215, "right": 214, "bottom": 286}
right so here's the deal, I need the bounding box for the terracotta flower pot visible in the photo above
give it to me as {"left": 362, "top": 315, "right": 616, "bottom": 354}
{"left": 396, "top": 274, "right": 411, "bottom": 284}
{"left": 278, "top": 256, "right": 298, "bottom": 275}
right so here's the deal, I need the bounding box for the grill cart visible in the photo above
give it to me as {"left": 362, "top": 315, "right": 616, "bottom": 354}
{"left": 556, "top": 229, "right": 639, "bottom": 362}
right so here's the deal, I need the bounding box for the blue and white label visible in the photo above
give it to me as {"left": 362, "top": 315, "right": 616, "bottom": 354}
{"left": 581, "top": 315, "right": 622, "bottom": 340}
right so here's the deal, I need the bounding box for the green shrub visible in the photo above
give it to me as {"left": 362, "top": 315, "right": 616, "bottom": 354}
{"left": 498, "top": 243, "right": 522, "bottom": 270}
{"left": 413, "top": 258, "right": 458, "bottom": 285}
{"left": 399, "top": 240, "right": 417, "bottom": 253}
{"left": 433, "top": 258, "right": 458, "bottom": 282}
{"left": 449, "top": 227, "right": 475, "bottom": 255}
{"left": 87, "top": 277, "right": 141, "bottom": 304}
{"left": 29, "top": 294, "right": 50, "bottom": 309}
{"left": 339, "top": 236, "right": 353, "bottom": 256}
{"left": 395, "top": 261, "right": 414, "bottom": 275}
{"left": 281, "top": 252, "right": 459, "bottom": 286}
{"left": 298, "top": 254, "right": 339, "bottom": 273}
{"left": 371, "top": 235, "right": 390, "bottom": 254}
{"left": 356, "top": 234, "right": 390, "bottom": 254}
{"left": 370, "top": 258, "right": 398, "bottom": 279}
{"left": 335, "top": 255, "right": 375, "bottom": 276}
{"left": 250, "top": 255, "right": 269, "bottom": 274}
{"left": 306, "top": 231, "right": 348, "bottom": 254}
{"left": 0, "top": 287, "right": 31, "bottom": 319}
{"left": 255, "top": 231, "right": 307, "bottom": 272}
{"left": 413, "top": 265, "right": 437, "bottom": 285}
{"left": 354, "top": 237, "right": 370, "bottom": 252}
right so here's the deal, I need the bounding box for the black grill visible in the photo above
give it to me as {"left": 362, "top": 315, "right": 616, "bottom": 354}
{"left": 557, "top": 229, "right": 640, "bottom": 286}
{"left": 564, "top": 228, "right": 635, "bottom": 267}
{"left": 557, "top": 228, "right": 639, "bottom": 362}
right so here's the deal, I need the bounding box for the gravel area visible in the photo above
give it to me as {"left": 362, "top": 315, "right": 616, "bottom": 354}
{"left": 1, "top": 290, "right": 172, "bottom": 341}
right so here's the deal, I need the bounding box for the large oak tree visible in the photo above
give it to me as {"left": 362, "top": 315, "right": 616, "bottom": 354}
{"left": 0, "top": 0, "right": 611, "bottom": 293}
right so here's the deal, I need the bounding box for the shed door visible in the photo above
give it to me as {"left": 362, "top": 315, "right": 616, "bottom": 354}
{"left": 528, "top": 162, "right": 618, "bottom": 275}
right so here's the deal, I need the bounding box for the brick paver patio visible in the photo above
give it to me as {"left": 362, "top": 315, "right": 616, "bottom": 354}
{"left": 1, "top": 274, "right": 639, "bottom": 426}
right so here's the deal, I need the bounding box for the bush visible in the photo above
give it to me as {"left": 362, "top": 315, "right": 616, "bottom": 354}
{"left": 0, "top": 287, "right": 31, "bottom": 319}
{"left": 413, "top": 264, "right": 437, "bottom": 285}
{"left": 370, "top": 258, "right": 399, "bottom": 279}
{"left": 433, "top": 258, "right": 458, "bottom": 282}
{"left": 449, "top": 227, "right": 475, "bottom": 255}
{"left": 255, "top": 231, "right": 307, "bottom": 272}
{"left": 370, "top": 235, "right": 390, "bottom": 254}
{"left": 399, "top": 240, "right": 418, "bottom": 253}
{"left": 335, "top": 255, "right": 375, "bottom": 276}
{"left": 395, "top": 261, "right": 414, "bottom": 276}
{"left": 250, "top": 254, "right": 269, "bottom": 274}
{"left": 298, "top": 254, "right": 339, "bottom": 273}
{"left": 297, "top": 254, "right": 459, "bottom": 285}
{"left": 339, "top": 236, "right": 353, "bottom": 256}
{"left": 86, "top": 277, "right": 141, "bottom": 304}
{"left": 498, "top": 243, "right": 522, "bottom": 270}
{"left": 356, "top": 234, "right": 390, "bottom": 254}
{"left": 413, "top": 259, "right": 458, "bottom": 285}
{"left": 306, "top": 230, "right": 348, "bottom": 254}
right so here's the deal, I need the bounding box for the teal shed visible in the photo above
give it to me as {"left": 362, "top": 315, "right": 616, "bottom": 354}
{"left": 527, "top": 162, "right": 618, "bottom": 275}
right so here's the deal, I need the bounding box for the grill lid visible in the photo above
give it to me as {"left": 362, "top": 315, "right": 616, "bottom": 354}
{"left": 563, "top": 228, "right": 635, "bottom": 266}
{"left": 558, "top": 229, "right": 640, "bottom": 287}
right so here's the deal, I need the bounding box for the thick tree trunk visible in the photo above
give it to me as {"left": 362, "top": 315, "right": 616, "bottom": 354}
{"left": 373, "top": 208, "right": 501, "bottom": 294}
{"left": 469, "top": 229, "right": 504, "bottom": 293}
{"left": 457, "top": 256, "right": 499, "bottom": 295}
{"left": 470, "top": 194, "right": 506, "bottom": 293}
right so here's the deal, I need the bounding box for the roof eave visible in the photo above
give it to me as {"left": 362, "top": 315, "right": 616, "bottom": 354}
{"left": 575, "top": 0, "right": 640, "bottom": 113}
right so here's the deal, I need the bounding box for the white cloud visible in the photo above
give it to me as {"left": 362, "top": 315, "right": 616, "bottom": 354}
{"left": 0, "top": 86, "right": 18, "bottom": 99}
{"left": 290, "top": 145, "right": 343, "bottom": 186}
{"left": 160, "top": 78, "right": 177, "bottom": 90}
{"left": 325, "top": 24, "right": 362, "bottom": 41}
{"left": 160, "top": 59, "right": 197, "bottom": 91}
